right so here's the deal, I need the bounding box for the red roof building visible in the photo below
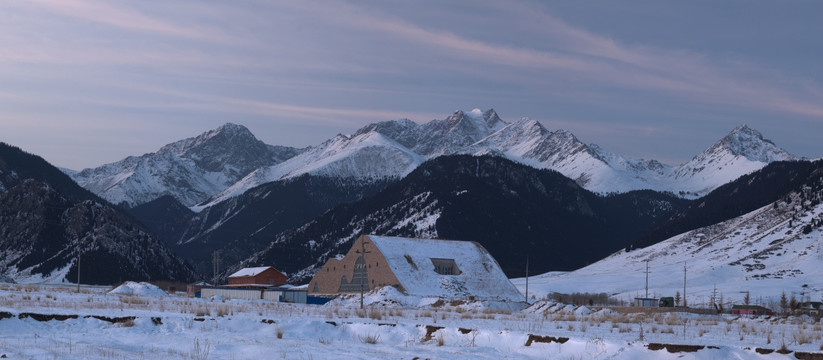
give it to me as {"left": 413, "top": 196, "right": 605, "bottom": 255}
{"left": 227, "top": 266, "right": 287, "bottom": 287}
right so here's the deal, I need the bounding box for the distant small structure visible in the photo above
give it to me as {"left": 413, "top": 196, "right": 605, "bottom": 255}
{"left": 200, "top": 286, "right": 310, "bottom": 303}
{"left": 634, "top": 297, "right": 658, "bottom": 307}
{"left": 731, "top": 305, "right": 774, "bottom": 316}
{"left": 658, "top": 297, "right": 675, "bottom": 307}
{"left": 227, "top": 266, "right": 287, "bottom": 287}
{"left": 186, "top": 281, "right": 212, "bottom": 297}
{"left": 798, "top": 301, "right": 823, "bottom": 316}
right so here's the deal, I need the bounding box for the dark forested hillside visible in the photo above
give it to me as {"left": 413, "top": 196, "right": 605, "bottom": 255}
{"left": 128, "top": 174, "right": 393, "bottom": 276}
{"left": 0, "top": 143, "right": 197, "bottom": 284}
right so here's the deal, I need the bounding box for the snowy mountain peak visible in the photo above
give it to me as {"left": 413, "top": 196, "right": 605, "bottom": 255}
{"left": 70, "top": 122, "right": 301, "bottom": 207}
{"left": 713, "top": 124, "right": 796, "bottom": 163}
{"left": 669, "top": 125, "right": 799, "bottom": 196}
{"left": 216, "top": 122, "right": 249, "bottom": 133}
{"left": 481, "top": 108, "right": 504, "bottom": 128}
{"left": 154, "top": 122, "right": 258, "bottom": 159}
{"left": 445, "top": 108, "right": 507, "bottom": 135}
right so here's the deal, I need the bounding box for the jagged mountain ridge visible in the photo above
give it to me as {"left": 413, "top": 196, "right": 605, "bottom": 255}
{"left": 0, "top": 143, "right": 197, "bottom": 284}
{"left": 204, "top": 109, "right": 799, "bottom": 207}
{"left": 71, "top": 123, "right": 304, "bottom": 208}
{"left": 232, "top": 155, "right": 690, "bottom": 283}
{"left": 68, "top": 109, "right": 798, "bottom": 210}
{"left": 204, "top": 109, "right": 504, "bottom": 206}
{"left": 520, "top": 159, "right": 823, "bottom": 302}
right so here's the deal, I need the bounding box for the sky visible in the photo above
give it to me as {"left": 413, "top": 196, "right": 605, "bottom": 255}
{"left": 1, "top": 0, "right": 821, "bottom": 170}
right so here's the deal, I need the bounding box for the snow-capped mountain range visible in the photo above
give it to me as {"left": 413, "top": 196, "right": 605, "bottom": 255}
{"left": 513, "top": 161, "right": 823, "bottom": 304}
{"left": 69, "top": 109, "right": 800, "bottom": 209}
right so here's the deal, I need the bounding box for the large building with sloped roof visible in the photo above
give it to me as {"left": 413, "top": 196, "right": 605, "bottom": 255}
{"left": 308, "top": 235, "right": 523, "bottom": 302}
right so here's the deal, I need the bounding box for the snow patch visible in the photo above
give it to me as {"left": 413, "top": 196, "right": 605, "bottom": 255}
{"left": 108, "top": 281, "right": 169, "bottom": 296}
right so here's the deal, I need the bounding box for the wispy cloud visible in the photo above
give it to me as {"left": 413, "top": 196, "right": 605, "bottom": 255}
{"left": 107, "top": 84, "right": 445, "bottom": 127}
{"left": 22, "top": 0, "right": 240, "bottom": 44}
{"left": 296, "top": 1, "right": 823, "bottom": 120}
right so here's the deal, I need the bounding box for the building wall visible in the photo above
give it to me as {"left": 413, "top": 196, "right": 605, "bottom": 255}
{"left": 228, "top": 267, "right": 287, "bottom": 286}
{"left": 308, "top": 235, "right": 402, "bottom": 295}
{"left": 201, "top": 288, "right": 263, "bottom": 300}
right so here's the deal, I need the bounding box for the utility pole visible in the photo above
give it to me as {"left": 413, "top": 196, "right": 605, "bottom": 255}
{"left": 683, "top": 262, "right": 687, "bottom": 308}
{"left": 355, "top": 238, "right": 371, "bottom": 309}
{"left": 525, "top": 255, "right": 529, "bottom": 304}
{"left": 212, "top": 250, "right": 221, "bottom": 285}
{"left": 76, "top": 251, "right": 81, "bottom": 293}
{"left": 644, "top": 260, "right": 650, "bottom": 298}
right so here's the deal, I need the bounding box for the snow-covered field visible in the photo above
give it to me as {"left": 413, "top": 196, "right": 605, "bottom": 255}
{"left": 1, "top": 282, "right": 821, "bottom": 359}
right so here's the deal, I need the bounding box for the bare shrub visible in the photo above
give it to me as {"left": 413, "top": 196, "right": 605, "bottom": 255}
{"left": 275, "top": 326, "right": 284, "bottom": 339}
{"left": 191, "top": 338, "right": 210, "bottom": 360}
{"left": 360, "top": 333, "right": 380, "bottom": 344}
{"left": 618, "top": 325, "right": 633, "bottom": 333}
{"left": 436, "top": 333, "right": 445, "bottom": 346}
{"left": 368, "top": 308, "right": 382, "bottom": 320}
{"left": 482, "top": 308, "right": 511, "bottom": 315}
{"left": 664, "top": 315, "right": 682, "bottom": 326}
{"left": 794, "top": 329, "right": 812, "bottom": 345}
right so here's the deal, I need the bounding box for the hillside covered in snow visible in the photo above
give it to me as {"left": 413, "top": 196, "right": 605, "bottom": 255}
{"left": 514, "top": 159, "right": 823, "bottom": 307}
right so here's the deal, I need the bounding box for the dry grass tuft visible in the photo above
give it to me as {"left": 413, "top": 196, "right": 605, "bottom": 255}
{"left": 359, "top": 333, "right": 380, "bottom": 344}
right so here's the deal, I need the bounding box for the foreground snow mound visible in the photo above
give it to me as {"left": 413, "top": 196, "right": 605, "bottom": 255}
{"left": 327, "top": 286, "right": 526, "bottom": 312}
{"left": 522, "top": 300, "right": 556, "bottom": 314}
{"left": 108, "top": 281, "right": 168, "bottom": 296}
{"left": 573, "top": 305, "right": 593, "bottom": 315}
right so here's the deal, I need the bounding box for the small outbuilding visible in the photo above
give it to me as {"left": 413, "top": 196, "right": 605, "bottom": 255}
{"left": 798, "top": 301, "right": 823, "bottom": 316}
{"left": 186, "top": 281, "right": 212, "bottom": 297}
{"left": 731, "top": 305, "right": 774, "bottom": 316}
{"left": 633, "top": 297, "right": 659, "bottom": 307}
{"left": 308, "top": 234, "right": 523, "bottom": 303}
{"left": 227, "top": 266, "right": 287, "bottom": 287}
